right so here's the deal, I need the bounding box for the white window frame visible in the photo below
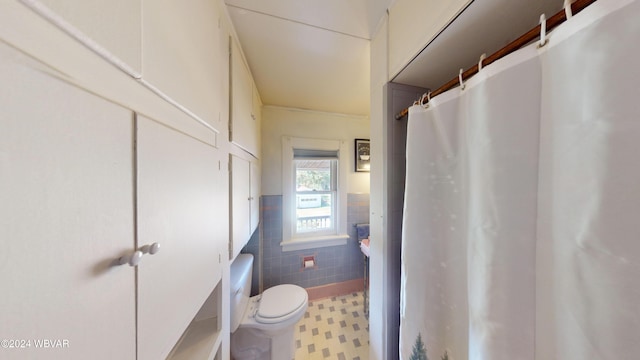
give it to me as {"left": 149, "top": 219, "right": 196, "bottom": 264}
{"left": 281, "top": 136, "right": 349, "bottom": 252}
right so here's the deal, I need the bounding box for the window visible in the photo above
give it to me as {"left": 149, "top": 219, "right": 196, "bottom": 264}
{"left": 294, "top": 153, "right": 336, "bottom": 235}
{"left": 282, "top": 137, "right": 349, "bottom": 251}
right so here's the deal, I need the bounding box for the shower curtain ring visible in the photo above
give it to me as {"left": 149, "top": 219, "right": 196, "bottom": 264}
{"left": 538, "top": 14, "right": 548, "bottom": 48}
{"left": 478, "top": 53, "right": 487, "bottom": 71}
{"left": 564, "top": 0, "right": 573, "bottom": 19}
{"left": 419, "top": 92, "right": 429, "bottom": 109}
{"left": 459, "top": 68, "right": 466, "bottom": 90}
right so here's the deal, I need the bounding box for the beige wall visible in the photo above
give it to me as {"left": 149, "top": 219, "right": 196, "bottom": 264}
{"left": 261, "top": 106, "right": 370, "bottom": 196}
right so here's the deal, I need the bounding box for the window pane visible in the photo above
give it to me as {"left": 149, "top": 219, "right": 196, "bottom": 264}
{"left": 295, "top": 159, "right": 335, "bottom": 233}
{"left": 296, "top": 193, "right": 333, "bottom": 232}
{"left": 295, "top": 159, "right": 332, "bottom": 191}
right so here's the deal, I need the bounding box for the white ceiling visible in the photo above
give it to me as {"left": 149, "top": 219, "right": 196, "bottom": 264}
{"left": 225, "top": 0, "right": 566, "bottom": 117}
{"left": 225, "top": 0, "right": 392, "bottom": 116}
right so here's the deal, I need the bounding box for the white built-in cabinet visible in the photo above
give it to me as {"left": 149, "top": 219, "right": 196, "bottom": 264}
{"left": 25, "top": 0, "right": 225, "bottom": 132}
{"left": 0, "top": 45, "right": 137, "bottom": 359}
{"left": 250, "top": 161, "right": 261, "bottom": 235}
{"left": 0, "top": 0, "right": 267, "bottom": 357}
{"left": 229, "top": 35, "right": 262, "bottom": 262}
{"left": 142, "top": 0, "right": 223, "bottom": 131}
{"left": 0, "top": 38, "right": 226, "bottom": 360}
{"left": 229, "top": 155, "right": 260, "bottom": 260}
{"left": 230, "top": 38, "right": 262, "bottom": 157}
{"left": 230, "top": 155, "right": 251, "bottom": 260}
{"left": 252, "top": 81, "right": 263, "bottom": 138}
{"left": 137, "top": 115, "right": 226, "bottom": 360}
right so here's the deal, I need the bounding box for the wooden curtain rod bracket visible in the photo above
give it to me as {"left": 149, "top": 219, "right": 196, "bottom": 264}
{"left": 395, "top": 0, "right": 597, "bottom": 120}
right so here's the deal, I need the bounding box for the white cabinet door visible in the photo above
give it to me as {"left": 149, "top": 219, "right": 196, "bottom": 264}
{"left": 230, "top": 155, "right": 251, "bottom": 260}
{"left": 251, "top": 82, "right": 262, "bottom": 156}
{"left": 230, "top": 155, "right": 260, "bottom": 260}
{"left": 250, "top": 161, "right": 261, "bottom": 235}
{"left": 136, "top": 116, "right": 224, "bottom": 360}
{"left": 142, "top": 0, "right": 222, "bottom": 130}
{"left": 37, "top": 0, "right": 142, "bottom": 72}
{"left": 0, "top": 44, "right": 136, "bottom": 359}
{"left": 230, "top": 39, "right": 259, "bottom": 157}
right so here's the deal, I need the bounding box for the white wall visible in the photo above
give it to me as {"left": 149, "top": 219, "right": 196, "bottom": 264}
{"left": 261, "top": 105, "right": 370, "bottom": 196}
{"left": 369, "top": 14, "right": 389, "bottom": 360}
{"left": 387, "top": 0, "right": 471, "bottom": 78}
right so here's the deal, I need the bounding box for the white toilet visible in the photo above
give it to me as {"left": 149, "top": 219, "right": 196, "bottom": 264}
{"left": 230, "top": 254, "right": 308, "bottom": 360}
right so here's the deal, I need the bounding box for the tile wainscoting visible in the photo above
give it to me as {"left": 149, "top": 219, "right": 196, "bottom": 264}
{"left": 242, "top": 194, "right": 369, "bottom": 297}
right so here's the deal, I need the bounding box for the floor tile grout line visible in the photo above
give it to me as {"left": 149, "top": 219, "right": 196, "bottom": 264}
{"left": 295, "top": 292, "right": 369, "bottom": 360}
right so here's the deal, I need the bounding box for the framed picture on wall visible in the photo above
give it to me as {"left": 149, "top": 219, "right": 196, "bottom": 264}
{"left": 355, "top": 138, "right": 370, "bottom": 172}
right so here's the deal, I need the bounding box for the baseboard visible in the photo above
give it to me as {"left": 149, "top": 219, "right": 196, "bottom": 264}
{"left": 305, "top": 278, "right": 365, "bottom": 301}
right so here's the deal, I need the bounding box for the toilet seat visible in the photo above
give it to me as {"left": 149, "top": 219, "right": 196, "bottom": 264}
{"left": 255, "top": 284, "right": 307, "bottom": 324}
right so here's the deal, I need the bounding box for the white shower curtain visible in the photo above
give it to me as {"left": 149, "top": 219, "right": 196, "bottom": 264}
{"left": 400, "top": 0, "right": 640, "bottom": 359}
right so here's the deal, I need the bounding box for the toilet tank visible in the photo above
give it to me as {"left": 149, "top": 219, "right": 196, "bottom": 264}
{"left": 230, "top": 254, "right": 253, "bottom": 332}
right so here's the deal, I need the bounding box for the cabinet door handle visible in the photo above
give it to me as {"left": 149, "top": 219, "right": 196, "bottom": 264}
{"left": 116, "top": 243, "right": 159, "bottom": 267}
{"left": 117, "top": 250, "right": 143, "bottom": 267}
{"left": 140, "top": 242, "right": 161, "bottom": 255}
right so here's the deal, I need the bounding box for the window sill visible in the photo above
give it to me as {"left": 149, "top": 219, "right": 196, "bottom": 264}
{"left": 280, "top": 234, "right": 349, "bottom": 252}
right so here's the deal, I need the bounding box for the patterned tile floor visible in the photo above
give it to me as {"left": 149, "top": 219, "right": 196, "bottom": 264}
{"left": 294, "top": 292, "right": 369, "bottom": 360}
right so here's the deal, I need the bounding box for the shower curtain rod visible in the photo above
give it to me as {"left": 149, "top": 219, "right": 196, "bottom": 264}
{"left": 395, "top": 0, "right": 597, "bottom": 120}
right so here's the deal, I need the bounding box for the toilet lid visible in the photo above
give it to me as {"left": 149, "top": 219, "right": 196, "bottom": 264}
{"left": 257, "top": 284, "right": 307, "bottom": 322}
